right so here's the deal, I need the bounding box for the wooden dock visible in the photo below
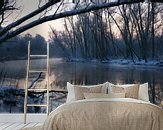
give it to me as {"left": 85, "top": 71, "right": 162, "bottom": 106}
{"left": 0, "top": 122, "right": 43, "bottom": 130}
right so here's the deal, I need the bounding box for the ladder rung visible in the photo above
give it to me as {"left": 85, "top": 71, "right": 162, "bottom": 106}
{"left": 29, "top": 70, "right": 47, "bottom": 73}
{"left": 27, "top": 104, "right": 47, "bottom": 107}
{"left": 28, "top": 89, "right": 47, "bottom": 91}
{"left": 30, "top": 55, "right": 47, "bottom": 57}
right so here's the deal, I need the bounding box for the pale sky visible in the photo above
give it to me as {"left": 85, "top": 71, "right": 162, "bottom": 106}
{"left": 9, "top": 0, "right": 65, "bottom": 41}
{"left": 22, "top": 20, "right": 65, "bottom": 41}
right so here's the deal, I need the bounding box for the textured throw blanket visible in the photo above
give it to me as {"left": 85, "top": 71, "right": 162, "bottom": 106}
{"left": 22, "top": 98, "right": 163, "bottom": 130}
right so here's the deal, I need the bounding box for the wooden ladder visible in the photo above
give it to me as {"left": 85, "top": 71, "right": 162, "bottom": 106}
{"left": 24, "top": 41, "right": 50, "bottom": 124}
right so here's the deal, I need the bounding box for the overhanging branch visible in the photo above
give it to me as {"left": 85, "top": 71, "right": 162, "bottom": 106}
{"left": 0, "top": 0, "right": 61, "bottom": 36}
{"left": 0, "top": 0, "right": 144, "bottom": 43}
{"left": 0, "top": 0, "right": 162, "bottom": 43}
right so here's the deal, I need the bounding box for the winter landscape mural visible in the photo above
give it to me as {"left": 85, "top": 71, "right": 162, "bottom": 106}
{"left": 0, "top": 0, "right": 162, "bottom": 113}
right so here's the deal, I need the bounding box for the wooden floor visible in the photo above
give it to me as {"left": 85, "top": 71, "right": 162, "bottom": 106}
{"left": 0, "top": 122, "right": 43, "bottom": 130}
{"left": 0, "top": 114, "right": 46, "bottom": 130}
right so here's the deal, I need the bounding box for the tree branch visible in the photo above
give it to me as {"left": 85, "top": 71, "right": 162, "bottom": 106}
{"left": 0, "top": 0, "right": 144, "bottom": 43}
{"left": 0, "top": 0, "right": 61, "bottom": 36}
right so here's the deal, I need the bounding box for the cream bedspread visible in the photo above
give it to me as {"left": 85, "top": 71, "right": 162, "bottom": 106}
{"left": 39, "top": 98, "right": 163, "bottom": 130}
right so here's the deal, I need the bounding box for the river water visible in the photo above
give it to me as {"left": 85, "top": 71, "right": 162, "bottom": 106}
{"left": 0, "top": 58, "right": 163, "bottom": 107}
{"left": 50, "top": 59, "right": 163, "bottom": 104}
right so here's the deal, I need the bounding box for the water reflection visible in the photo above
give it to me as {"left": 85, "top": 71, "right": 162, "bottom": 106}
{"left": 51, "top": 61, "right": 163, "bottom": 104}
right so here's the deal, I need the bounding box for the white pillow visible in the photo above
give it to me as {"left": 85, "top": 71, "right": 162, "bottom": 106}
{"left": 66, "top": 82, "right": 109, "bottom": 103}
{"left": 108, "top": 82, "right": 114, "bottom": 93}
{"left": 138, "top": 83, "right": 149, "bottom": 102}
{"left": 66, "top": 82, "right": 75, "bottom": 103}
{"left": 109, "top": 82, "right": 149, "bottom": 102}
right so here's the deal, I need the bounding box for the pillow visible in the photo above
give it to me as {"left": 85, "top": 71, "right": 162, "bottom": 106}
{"left": 113, "top": 84, "right": 135, "bottom": 88}
{"left": 108, "top": 82, "right": 149, "bottom": 102}
{"left": 84, "top": 92, "right": 125, "bottom": 99}
{"left": 111, "top": 84, "right": 139, "bottom": 99}
{"left": 138, "top": 83, "right": 149, "bottom": 102}
{"left": 108, "top": 82, "right": 114, "bottom": 93}
{"left": 107, "top": 82, "right": 135, "bottom": 93}
{"left": 74, "top": 86, "right": 103, "bottom": 100}
{"left": 66, "top": 82, "right": 75, "bottom": 103}
{"left": 66, "top": 82, "right": 109, "bottom": 103}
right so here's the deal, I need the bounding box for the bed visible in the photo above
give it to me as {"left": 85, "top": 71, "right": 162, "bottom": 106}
{"left": 31, "top": 82, "right": 163, "bottom": 130}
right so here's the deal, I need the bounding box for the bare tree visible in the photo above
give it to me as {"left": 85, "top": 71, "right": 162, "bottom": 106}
{"left": 0, "top": 0, "right": 18, "bottom": 26}
{"left": 0, "top": 0, "right": 161, "bottom": 44}
{"left": 47, "top": 0, "right": 162, "bottom": 61}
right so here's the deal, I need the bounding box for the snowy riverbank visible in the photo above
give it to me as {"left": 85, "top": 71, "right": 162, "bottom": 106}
{"left": 64, "top": 58, "right": 163, "bottom": 67}
{"left": 0, "top": 86, "right": 66, "bottom": 113}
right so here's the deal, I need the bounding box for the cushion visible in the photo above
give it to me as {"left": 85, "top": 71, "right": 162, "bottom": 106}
{"left": 74, "top": 86, "right": 103, "bottom": 100}
{"left": 113, "top": 84, "right": 135, "bottom": 88}
{"left": 138, "top": 83, "right": 149, "bottom": 102}
{"left": 84, "top": 92, "right": 126, "bottom": 99}
{"left": 108, "top": 82, "right": 114, "bottom": 93}
{"left": 111, "top": 84, "right": 139, "bottom": 99}
{"left": 66, "top": 82, "right": 75, "bottom": 103}
{"left": 109, "top": 82, "right": 149, "bottom": 102}
{"left": 66, "top": 82, "right": 109, "bottom": 103}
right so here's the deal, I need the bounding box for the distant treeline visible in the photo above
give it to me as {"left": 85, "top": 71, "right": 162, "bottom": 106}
{"left": 0, "top": 33, "right": 67, "bottom": 61}
{"left": 0, "top": 34, "right": 50, "bottom": 60}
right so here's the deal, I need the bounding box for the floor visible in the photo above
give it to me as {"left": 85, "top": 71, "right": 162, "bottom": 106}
{"left": 0, "top": 114, "right": 46, "bottom": 130}
{"left": 0, "top": 122, "right": 43, "bottom": 130}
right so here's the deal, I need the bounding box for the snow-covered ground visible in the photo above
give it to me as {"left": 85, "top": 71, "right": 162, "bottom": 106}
{"left": 64, "top": 58, "right": 163, "bottom": 67}
{"left": 0, "top": 86, "right": 66, "bottom": 113}
{"left": 107, "top": 59, "right": 160, "bottom": 66}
